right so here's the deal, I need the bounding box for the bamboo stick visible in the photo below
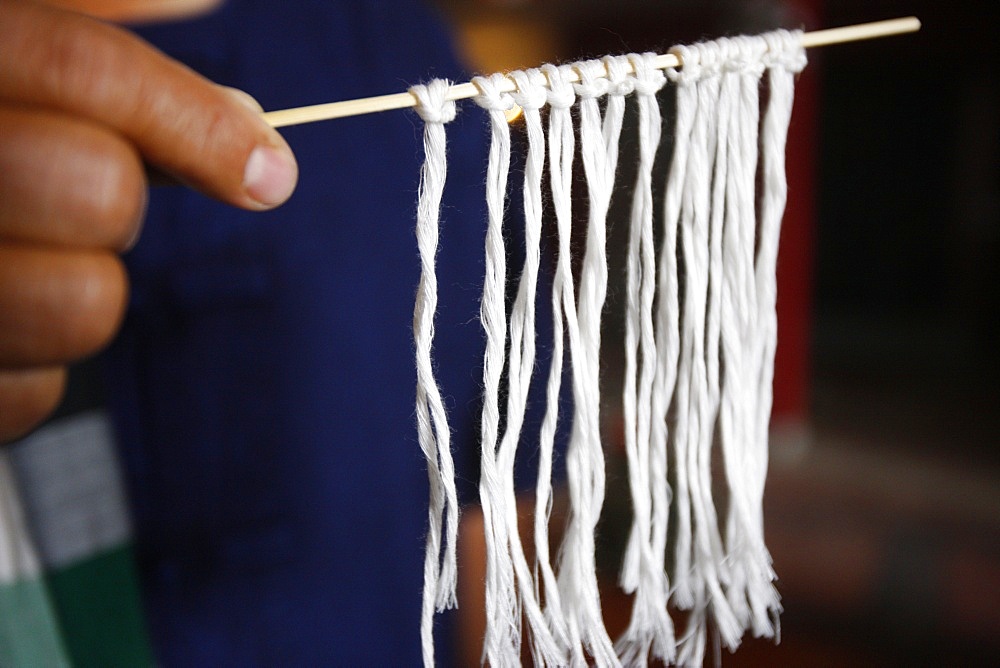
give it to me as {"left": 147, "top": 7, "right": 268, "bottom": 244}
{"left": 262, "top": 16, "right": 920, "bottom": 128}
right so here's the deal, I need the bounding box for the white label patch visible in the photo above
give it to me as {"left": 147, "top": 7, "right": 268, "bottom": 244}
{"left": 8, "top": 411, "right": 130, "bottom": 570}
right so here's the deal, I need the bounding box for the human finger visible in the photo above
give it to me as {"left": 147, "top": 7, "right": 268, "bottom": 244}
{"left": 0, "top": 245, "right": 128, "bottom": 367}
{"left": 0, "top": 0, "right": 297, "bottom": 210}
{"left": 0, "top": 106, "right": 146, "bottom": 250}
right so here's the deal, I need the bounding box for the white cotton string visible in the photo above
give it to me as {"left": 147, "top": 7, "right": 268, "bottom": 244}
{"left": 716, "top": 34, "right": 767, "bottom": 638}
{"left": 617, "top": 55, "right": 652, "bottom": 599}
{"left": 657, "top": 44, "right": 695, "bottom": 616}
{"left": 556, "top": 56, "right": 628, "bottom": 668}
{"left": 615, "top": 52, "right": 675, "bottom": 667}
{"left": 496, "top": 67, "right": 566, "bottom": 667}
{"left": 472, "top": 72, "right": 521, "bottom": 668}
{"left": 693, "top": 37, "right": 742, "bottom": 658}
{"left": 747, "top": 28, "right": 806, "bottom": 639}
{"left": 659, "top": 32, "right": 806, "bottom": 664}
{"left": 663, "top": 43, "right": 706, "bottom": 663}
{"left": 667, "top": 39, "right": 742, "bottom": 666}
{"left": 409, "top": 79, "right": 460, "bottom": 668}
{"left": 534, "top": 62, "right": 577, "bottom": 657}
{"left": 671, "top": 46, "right": 724, "bottom": 639}
{"left": 412, "top": 34, "right": 804, "bottom": 665}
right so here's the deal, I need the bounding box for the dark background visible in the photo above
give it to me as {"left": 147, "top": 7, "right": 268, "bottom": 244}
{"left": 439, "top": 0, "right": 1000, "bottom": 663}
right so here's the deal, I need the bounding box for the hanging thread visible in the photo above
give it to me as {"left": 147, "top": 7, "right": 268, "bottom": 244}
{"left": 499, "top": 67, "right": 565, "bottom": 667}
{"left": 410, "top": 26, "right": 809, "bottom": 667}
{"left": 557, "top": 56, "right": 630, "bottom": 668}
{"left": 471, "top": 72, "right": 522, "bottom": 668}
{"left": 409, "top": 79, "right": 460, "bottom": 668}
{"left": 533, "top": 61, "right": 579, "bottom": 659}
{"left": 616, "top": 51, "right": 675, "bottom": 668}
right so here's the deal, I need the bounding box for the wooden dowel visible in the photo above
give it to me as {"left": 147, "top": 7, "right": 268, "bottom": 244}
{"left": 800, "top": 16, "right": 921, "bottom": 49}
{"left": 262, "top": 16, "right": 920, "bottom": 128}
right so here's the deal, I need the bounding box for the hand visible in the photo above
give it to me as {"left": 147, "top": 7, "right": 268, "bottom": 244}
{"left": 0, "top": 0, "right": 298, "bottom": 441}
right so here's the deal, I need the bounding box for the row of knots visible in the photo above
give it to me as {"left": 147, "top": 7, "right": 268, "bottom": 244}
{"left": 433, "top": 28, "right": 804, "bottom": 116}
{"left": 668, "top": 28, "right": 806, "bottom": 83}
{"left": 474, "top": 54, "right": 647, "bottom": 111}
{"left": 723, "top": 36, "right": 769, "bottom": 77}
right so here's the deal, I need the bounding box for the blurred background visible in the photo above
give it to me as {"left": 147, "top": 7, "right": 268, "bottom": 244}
{"left": 438, "top": 0, "right": 999, "bottom": 664}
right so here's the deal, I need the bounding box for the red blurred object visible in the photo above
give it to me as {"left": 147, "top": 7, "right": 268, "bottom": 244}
{"left": 772, "top": 0, "right": 820, "bottom": 425}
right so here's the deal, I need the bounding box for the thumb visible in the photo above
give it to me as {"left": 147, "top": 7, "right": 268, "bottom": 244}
{"left": 0, "top": 0, "right": 298, "bottom": 210}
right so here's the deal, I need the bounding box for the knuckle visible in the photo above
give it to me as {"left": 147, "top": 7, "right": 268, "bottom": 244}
{"left": 171, "top": 99, "right": 242, "bottom": 191}
{"left": 37, "top": 17, "right": 138, "bottom": 118}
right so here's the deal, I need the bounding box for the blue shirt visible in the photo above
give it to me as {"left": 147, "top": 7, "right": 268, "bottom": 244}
{"left": 105, "top": 1, "right": 489, "bottom": 663}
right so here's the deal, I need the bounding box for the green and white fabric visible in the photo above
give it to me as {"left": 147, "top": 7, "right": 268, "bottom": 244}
{"left": 0, "top": 449, "right": 69, "bottom": 666}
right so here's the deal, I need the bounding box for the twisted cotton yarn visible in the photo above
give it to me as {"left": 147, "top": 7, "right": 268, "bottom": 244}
{"left": 409, "top": 79, "right": 459, "bottom": 668}
{"left": 534, "top": 62, "right": 579, "bottom": 659}
{"left": 498, "top": 67, "right": 565, "bottom": 667}
{"left": 471, "top": 72, "right": 520, "bottom": 668}
{"left": 616, "top": 52, "right": 675, "bottom": 668}
{"left": 409, "top": 28, "right": 806, "bottom": 666}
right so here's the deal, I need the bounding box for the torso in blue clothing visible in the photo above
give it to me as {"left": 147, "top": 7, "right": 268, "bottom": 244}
{"left": 103, "top": 1, "right": 488, "bottom": 663}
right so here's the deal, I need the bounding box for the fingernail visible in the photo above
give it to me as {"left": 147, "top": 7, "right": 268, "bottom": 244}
{"left": 243, "top": 145, "right": 298, "bottom": 207}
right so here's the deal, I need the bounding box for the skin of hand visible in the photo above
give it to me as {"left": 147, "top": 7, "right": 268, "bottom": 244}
{"left": 42, "top": 0, "right": 225, "bottom": 23}
{"left": 0, "top": 0, "right": 298, "bottom": 442}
